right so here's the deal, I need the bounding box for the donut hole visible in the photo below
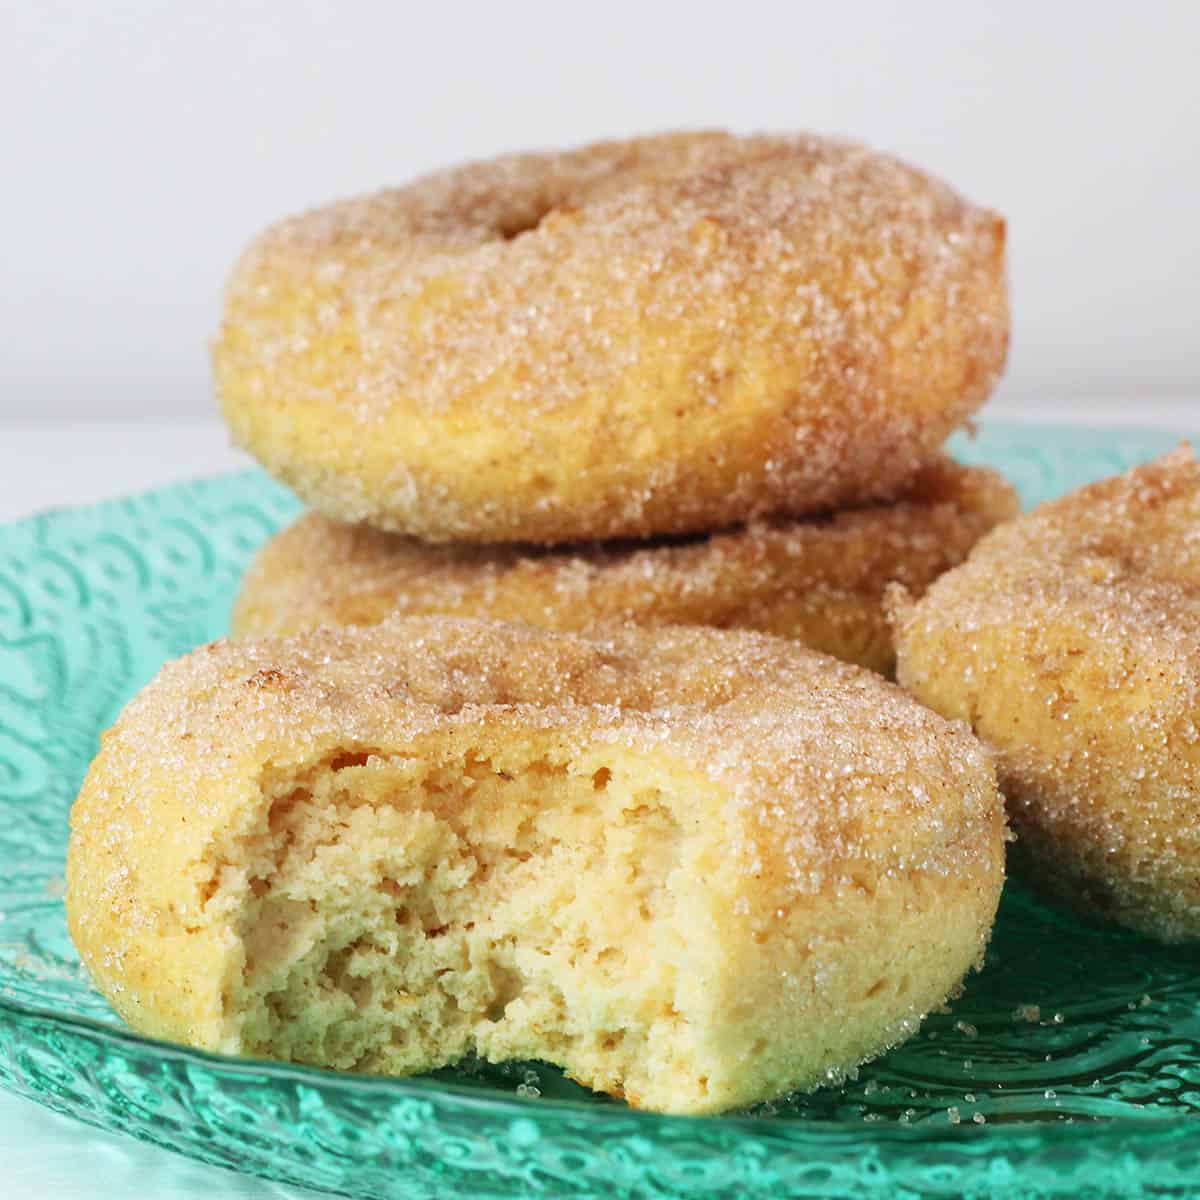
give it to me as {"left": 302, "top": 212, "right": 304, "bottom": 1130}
{"left": 225, "top": 737, "right": 739, "bottom": 1110}
{"left": 494, "top": 203, "right": 555, "bottom": 241}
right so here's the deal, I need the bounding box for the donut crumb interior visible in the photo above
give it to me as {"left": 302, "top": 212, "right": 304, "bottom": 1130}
{"left": 224, "top": 739, "right": 733, "bottom": 1111}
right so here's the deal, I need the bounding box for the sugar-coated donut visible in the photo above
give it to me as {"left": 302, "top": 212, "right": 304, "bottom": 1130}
{"left": 213, "top": 131, "right": 1009, "bottom": 543}
{"left": 893, "top": 447, "right": 1200, "bottom": 943}
{"left": 232, "top": 458, "right": 1017, "bottom": 675}
{"left": 67, "top": 618, "right": 1005, "bottom": 1114}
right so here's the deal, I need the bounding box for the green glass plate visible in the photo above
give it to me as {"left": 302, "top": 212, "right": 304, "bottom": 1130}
{"left": 1, "top": 423, "right": 1198, "bottom": 1199}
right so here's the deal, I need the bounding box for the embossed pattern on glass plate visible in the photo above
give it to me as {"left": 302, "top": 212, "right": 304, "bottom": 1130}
{"left": 0, "top": 424, "right": 1197, "bottom": 1199}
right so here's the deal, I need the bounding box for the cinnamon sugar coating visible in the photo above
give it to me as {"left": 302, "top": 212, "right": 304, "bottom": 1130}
{"left": 214, "top": 131, "right": 1008, "bottom": 543}
{"left": 67, "top": 618, "right": 1004, "bottom": 1113}
{"left": 894, "top": 447, "right": 1200, "bottom": 942}
{"left": 233, "top": 458, "right": 1017, "bottom": 675}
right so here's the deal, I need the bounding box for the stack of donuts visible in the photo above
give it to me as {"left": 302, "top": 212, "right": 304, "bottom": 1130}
{"left": 68, "top": 132, "right": 1037, "bottom": 1116}
{"left": 217, "top": 131, "right": 1017, "bottom": 675}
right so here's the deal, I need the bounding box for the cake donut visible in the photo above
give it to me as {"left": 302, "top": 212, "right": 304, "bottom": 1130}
{"left": 213, "top": 131, "right": 1009, "bottom": 543}
{"left": 67, "top": 617, "right": 1005, "bottom": 1114}
{"left": 232, "top": 458, "right": 1018, "bottom": 675}
{"left": 893, "top": 447, "right": 1200, "bottom": 942}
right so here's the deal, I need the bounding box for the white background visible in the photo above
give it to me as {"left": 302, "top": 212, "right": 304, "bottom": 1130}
{"left": 4, "top": 1, "right": 1200, "bottom": 426}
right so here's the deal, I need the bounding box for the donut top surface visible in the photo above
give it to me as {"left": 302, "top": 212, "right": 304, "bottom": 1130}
{"left": 78, "top": 618, "right": 1000, "bottom": 907}
{"left": 903, "top": 446, "right": 1200, "bottom": 658}
{"left": 215, "top": 130, "right": 1009, "bottom": 541}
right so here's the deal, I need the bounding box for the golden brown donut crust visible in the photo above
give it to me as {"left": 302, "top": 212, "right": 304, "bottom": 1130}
{"left": 214, "top": 131, "right": 1009, "bottom": 543}
{"left": 67, "top": 618, "right": 1004, "bottom": 1113}
{"left": 232, "top": 458, "right": 1017, "bottom": 675}
{"left": 893, "top": 447, "right": 1200, "bottom": 942}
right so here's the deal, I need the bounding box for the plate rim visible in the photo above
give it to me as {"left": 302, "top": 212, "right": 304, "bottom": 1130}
{"left": 4, "top": 988, "right": 1198, "bottom": 1149}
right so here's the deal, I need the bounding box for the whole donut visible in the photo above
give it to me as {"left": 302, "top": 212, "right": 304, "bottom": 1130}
{"left": 233, "top": 458, "right": 1017, "bottom": 675}
{"left": 894, "top": 447, "right": 1200, "bottom": 942}
{"left": 67, "top": 617, "right": 1005, "bottom": 1114}
{"left": 214, "top": 131, "right": 1009, "bottom": 543}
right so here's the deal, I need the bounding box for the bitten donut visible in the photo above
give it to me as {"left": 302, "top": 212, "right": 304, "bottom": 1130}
{"left": 894, "top": 447, "right": 1200, "bottom": 943}
{"left": 67, "top": 618, "right": 1005, "bottom": 1114}
{"left": 232, "top": 458, "right": 1017, "bottom": 675}
{"left": 214, "top": 131, "right": 1009, "bottom": 543}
